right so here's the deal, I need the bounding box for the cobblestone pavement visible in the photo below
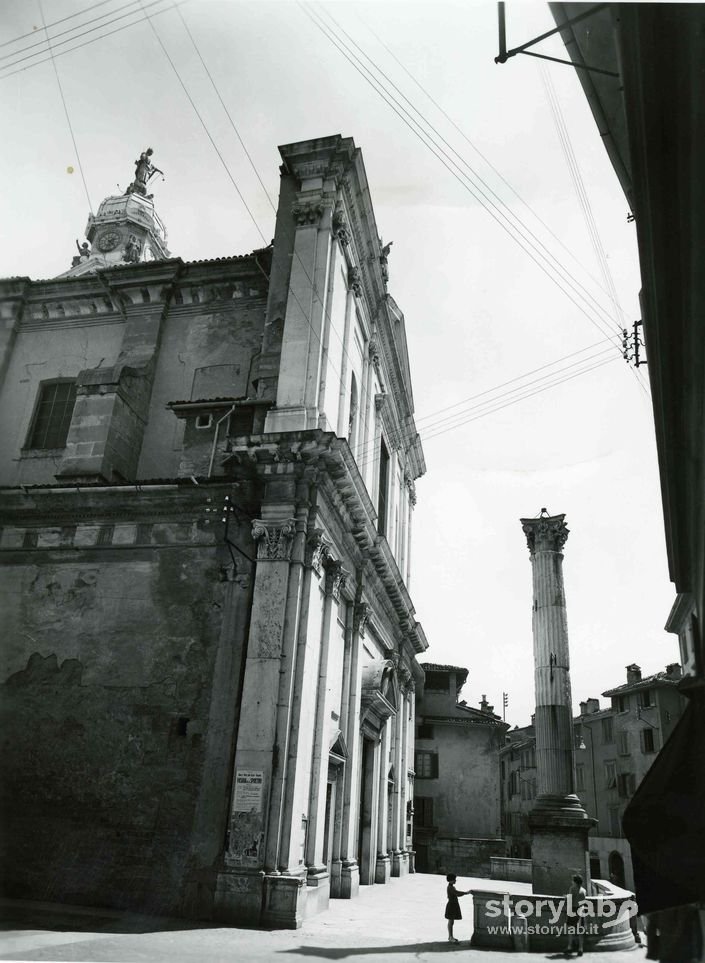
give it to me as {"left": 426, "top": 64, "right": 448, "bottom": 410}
{"left": 0, "top": 874, "right": 647, "bottom": 963}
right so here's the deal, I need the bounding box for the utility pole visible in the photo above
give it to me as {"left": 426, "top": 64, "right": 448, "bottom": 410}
{"left": 622, "top": 320, "right": 646, "bottom": 367}
{"left": 502, "top": 691, "right": 509, "bottom": 722}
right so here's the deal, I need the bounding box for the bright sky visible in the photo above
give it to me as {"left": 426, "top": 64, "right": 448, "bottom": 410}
{"left": 0, "top": 0, "right": 679, "bottom": 725}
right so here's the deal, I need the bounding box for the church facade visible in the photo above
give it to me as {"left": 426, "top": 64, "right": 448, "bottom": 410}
{"left": 0, "top": 135, "right": 427, "bottom": 928}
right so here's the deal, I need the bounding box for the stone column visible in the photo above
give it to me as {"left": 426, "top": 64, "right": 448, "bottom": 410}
{"left": 338, "top": 600, "right": 368, "bottom": 898}
{"left": 391, "top": 683, "right": 406, "bottom": 877}
{"left": 520, "top": 511, "right": 593, "bottom": 895}
{"left": 304, "top": 557, "right": 348, "bottom": 915}
{"left": 374, "top": 719, "right": 391, "bottom": 883}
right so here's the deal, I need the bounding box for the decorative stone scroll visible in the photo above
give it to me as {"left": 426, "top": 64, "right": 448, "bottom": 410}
{"left": 291, "top": 201, "right": 325, "bottom": 226}
{"left": 251, "top": 518, "right": 296, "bottom": 561}
{"left": 348, "top": 266, "right": 363, "bottom": 299}
{"left": 332, "top": 203, "right": 350, "bottom": 247}
{"left": 305, "top": 529, "right": 332, "bottom": 577}
{"left": 521, "top": 513, "right": 569, "bottom": 555}
{"left": 353, "top": 601, "right": 370, "bottom": 637}
{"left": 324, "top": 558, "right": 349, "bottom": 601}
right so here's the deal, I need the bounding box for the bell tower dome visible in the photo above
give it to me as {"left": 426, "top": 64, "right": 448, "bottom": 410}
{"left": 59, "top": 147, "right": 170, "bottom": 278}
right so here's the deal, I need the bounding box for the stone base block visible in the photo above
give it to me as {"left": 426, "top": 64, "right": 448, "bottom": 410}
{"left": 329, "top": 859, "right": 343, "bottom": 898}
{"left": 304, "top": 867, "right": 330, "bottom": 919}
{"left": 214, "top": 870, "right": 307, "bottom": 929}
{"left": 531, "top": 823, "right": 591, "bottom": 895}
{"left": 261, "top": 873, "right": 307, "bottom": 929}
{"left": 391, "top": 850, "right": 409, "bottom": 878}
{"left": 375, "top": 854, "right": 391, "bottom": 884}
{"left": 338, "top": 860, "right": 360, "bottom": 899}
{"left": 213, "top": 869, "right": 264, "bottom": 926}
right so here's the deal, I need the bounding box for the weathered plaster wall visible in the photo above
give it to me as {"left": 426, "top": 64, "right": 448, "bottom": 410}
{"left": 0, "top": 488, "right": 254, "bottom": 917}
{"left": 0, "top": 319, "right": 124, "bottom": 487}
{"left": 139, "top": 282, "right": 268, "bottom": 479}
{"left": 435, "top": 724, "right": 504, "bottom": 838}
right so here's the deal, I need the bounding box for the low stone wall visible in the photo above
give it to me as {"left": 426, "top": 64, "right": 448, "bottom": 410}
{"left": 429, "top": 837, "right": 505, "bottom": 878}
{"left": 490, "top": 856, "right": 532, "bottom": 882}
{"left": 471, "top": 888, "right": 636, "bottom": 953}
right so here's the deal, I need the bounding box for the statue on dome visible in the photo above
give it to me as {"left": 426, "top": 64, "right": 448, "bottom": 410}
{"left": 125, "top": 148, "right": 164, "bottom": 197}
{"left": 71, "top": 240, "right": 90, "bottom": 267}
{"left": 123, "top": 234, "right": 142, "bottom": 263}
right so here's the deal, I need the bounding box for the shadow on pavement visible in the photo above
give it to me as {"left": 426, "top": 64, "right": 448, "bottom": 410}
{"left": 280, "top": 944, "right": 471, "bottom": 958}
{"left": 0, "top": 902, "right": 222, "bottom": 936}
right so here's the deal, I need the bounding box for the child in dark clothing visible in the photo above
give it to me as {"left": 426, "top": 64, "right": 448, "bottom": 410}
{"left": 445, "top": 873, "right": 470, "bottom": 943}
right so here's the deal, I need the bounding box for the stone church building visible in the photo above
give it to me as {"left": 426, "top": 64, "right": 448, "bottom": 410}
{"left": 0, "top": 135, "right": 428, "bottom": 928}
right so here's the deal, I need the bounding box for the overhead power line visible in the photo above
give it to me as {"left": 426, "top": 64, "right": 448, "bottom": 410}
{"left": 0, "top": 0, "right": 119, "bottom": 48}
{"left": 356, "top": 10, "right": 630, "bottom": 325}
{"left": 0, "top": 1, "right": 185, "bottom": 79}
{"left": 1, "top": 0, "right": 145, "bottom": 62}
{"left": 37, "top": 0, "right": 93, "bottom": 214}
{"left": 302, "top": 3, "right": 624, "bottom": 352}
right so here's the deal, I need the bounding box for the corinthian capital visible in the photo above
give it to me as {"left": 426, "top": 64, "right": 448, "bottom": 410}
{"left": 353, "top": 601, "right": 370, "bottom": 637}
{"left": 252, "top": 518, "right": 297, "bottom": 560}
{"left": 520, "top": 512, "right": 569, "bottom": 555}
{"left": 291, "top": 200, "right": 325, "bottom": 226}
{"left": 324, "top": 558, "right": 350, "bottom": 601}
{"left": 305, "top": 529, "right": 332, "bottom": 577}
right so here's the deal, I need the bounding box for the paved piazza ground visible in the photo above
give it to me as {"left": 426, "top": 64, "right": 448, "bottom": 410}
{"left": 0, "top": 873, "right": 646, "bottom": 963}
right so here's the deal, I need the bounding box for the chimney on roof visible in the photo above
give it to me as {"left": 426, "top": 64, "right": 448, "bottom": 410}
{"left": 579, "top": 701, "right": 588, "bottom": 715}
{"left": 585, "top": 697, "right": 600, "bottom": 714}
{"left": 666, "top": 663, "right": 682, "bottom": 680}
{"left": 480, "top": 695, "right": 494, "bottom": 714}
{"left": 626, "top": 664, "right": 642, "bottom": 684}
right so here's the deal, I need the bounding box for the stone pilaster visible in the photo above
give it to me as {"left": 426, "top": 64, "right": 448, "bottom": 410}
{"left": 520, "top": 511, "right": 593, "bottom": 895}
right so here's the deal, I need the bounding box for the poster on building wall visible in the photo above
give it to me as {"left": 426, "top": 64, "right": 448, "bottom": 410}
{"left": 233, "top": 770, "right": 264, "bottom": 812}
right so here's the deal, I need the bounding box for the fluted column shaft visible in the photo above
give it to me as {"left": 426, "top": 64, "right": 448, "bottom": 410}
{"left": 520, "top": 513, "right": 586, "bottom": 819}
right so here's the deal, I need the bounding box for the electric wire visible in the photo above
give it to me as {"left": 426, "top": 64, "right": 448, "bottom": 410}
{"left": 349, "top": 345, "right": 616, "bottom": 468}
{"left": 0, "top": 0, "right": 146, "bottom": 62}
{"left": 0, "top": 0, "right": 119, "bottom": 48}
{"left": 0, "top": 1, "right": 186, "bottom": 78}
{"left": 541, "top": 68, "right": 650, "bottom": 399}
{"left": 37, "top": 0, "right": 93, "bottom": 214}
{"left": 137, "top": 0, "right": 267, "bottom": 247}
{"left": 413, "top": 336, "right": 612, "bottom": 425}
{"left": 542, "top": 67, "right": 622, "bottom": 330}
{"left": 422, "top": 354, "right": 619, "bottom": 444}
{"left": 306, "top": 2, "right": 624, "bottom": 348}
{"left": 2, "top": 0, "right": 171, "bottom": 71}
{"left": 153, "top": 3, "right": 628, "bottom": 471}
{"left": 356, "top": 10, "right": 631, "bottom": 323}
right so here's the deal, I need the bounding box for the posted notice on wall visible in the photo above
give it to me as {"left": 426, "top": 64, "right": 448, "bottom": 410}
{"left": 233, "top": 770, "right": 264, "bottom": 812}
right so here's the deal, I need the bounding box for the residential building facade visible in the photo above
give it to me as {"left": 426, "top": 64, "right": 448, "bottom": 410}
{"left": 500, "top": 663, "right": 686, "bottom": 890}
{"left": 413, "top": 664, "right": 507, "bottom": 876}
{"left": 0, "top": 135, "right": 428, "bottom": 928}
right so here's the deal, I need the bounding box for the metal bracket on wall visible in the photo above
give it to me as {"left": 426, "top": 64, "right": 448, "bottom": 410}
{"left": 495, "top": 2, "right": 620, "bottom": 78}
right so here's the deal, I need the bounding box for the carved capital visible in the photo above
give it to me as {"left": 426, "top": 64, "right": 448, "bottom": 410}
{"left": 353, "top": 601, "right": 370, "bottom": 637}
{"left": 292, "top": 200, "right": 325, "bottom": 226}
{"left": 252, "top": 518, "right": 297, "bottom": 560}
{"left": 368, "top": 338, "right": 381, "bottom": 369}
{"left": 324, "top": 558, "right": 349, "bottom": 601}
{"left": 520, "top": 513, "right": 569, "bottom": 555}
{"left": 306, "top": 529, "right": 332, "bottom": 577}
{"left": 348, "top": 266, "right": 363, "bottom": 299}
{"left": 332, "top": 202, "right": 350, "bottom": 247}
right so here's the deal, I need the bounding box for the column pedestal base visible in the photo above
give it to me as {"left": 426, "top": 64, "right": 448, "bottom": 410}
{"left": 339, "top": 859, "right": 360, "bottom": 899}
{"left": 391, "top": 850, "right": 409, "bottom": 878}
{"left": 214, "top": 869, "right": 307, "bottom": 929}
{"left": 530, "top": 801, "right": 594, "bottom": 895}
{"left": 375, "top": 853, "right": 391, "bottom": 884}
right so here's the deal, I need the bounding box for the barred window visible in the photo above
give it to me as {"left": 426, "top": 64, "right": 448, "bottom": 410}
{"left": 26, "top": 380, "right": 76, "bottom": 450}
